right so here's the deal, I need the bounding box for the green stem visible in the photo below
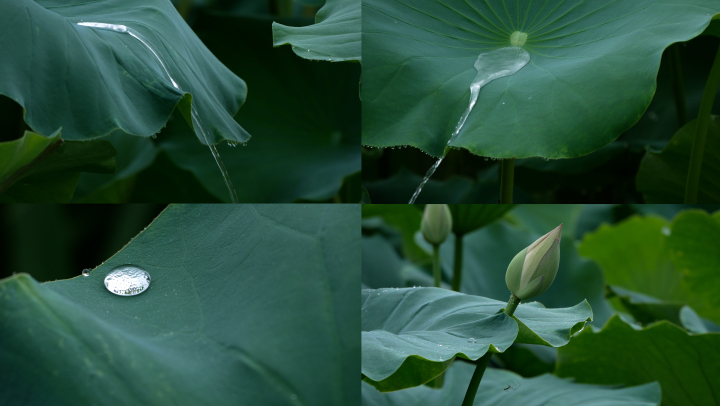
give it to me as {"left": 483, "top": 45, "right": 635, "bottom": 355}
{"left": 461, "top": 293, "right": 520, "bottom": 406}
{"left": 499, "top": 159, "right": 515, "bottom": 204}
{"left": 685, "top": 42, "right": 720, "bottom": 203}
{"left": 432, "top": 244, "right": 441, "bottom": 288}
{"left": 670, "top": 44, "right": 688, "bottom": 127}
{"left": 460, "top": 352, "right": 493, "bottom": 406}
{"left": 451, "top": 234, "right": 464, "bottom": 291}
{"left": 503, "top": 293, "right": 521, "bottom": 317}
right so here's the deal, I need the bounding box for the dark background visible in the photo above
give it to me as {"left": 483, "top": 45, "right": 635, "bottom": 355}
{"left": 0, "top": 205, "right": 166, "bottom": 282}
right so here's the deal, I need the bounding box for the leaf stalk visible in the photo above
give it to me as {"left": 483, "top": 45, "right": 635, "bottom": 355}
{"left": 451, "top": 234, "right": 464, "bottom": 291}
{"left": 432, "top": 244, "right": 442, "bottom": 288}
{"left": 461, "top": 293, "right": 521, "bottom": 406}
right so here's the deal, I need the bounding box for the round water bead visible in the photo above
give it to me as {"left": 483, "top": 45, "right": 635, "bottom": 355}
{"left": 81, "top": 269, "right": 91, "bottom": 277}
{"left": 104, "top": 265, "right": 151, "bottom": 296}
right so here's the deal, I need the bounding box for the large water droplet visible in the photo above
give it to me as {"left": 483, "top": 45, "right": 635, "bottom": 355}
{"left": 81, "top": 269, "right": 91, "bottom": 277}
{"left": 104, "top": 265, "right": 151, "bottom": 296}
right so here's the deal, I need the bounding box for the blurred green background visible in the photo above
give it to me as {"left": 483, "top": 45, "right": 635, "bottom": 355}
{"left": 0, "top": 205, "right": 166, "bottom": 281}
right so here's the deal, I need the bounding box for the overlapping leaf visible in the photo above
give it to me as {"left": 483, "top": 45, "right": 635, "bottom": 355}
{"left": 362, "top": 0, "right": 720, "bottom": 158}
{"left": 273, "top": 0, "right": 361, "bottom": 62}
{"left": 0, "top": 131, "right": 115, "bottom": 202}
{"left": 0, "top": 0, "right": 249, "bottom": 145}
{"left": 363, "top": 361, "right": 661, "bottom": 406}
{"left": 557, "top": 315, "right": 720, "bottom": 406}
{"left": 0, "top": 204, "right": 360, "bottom": 405}
{"left": 579, "top": 213, "right": 720, "bottom": 324}
{"left": 361, "top": 287, "right": 591, "bottom": 392}
{"left": 637, "top": 116, "right": 720, "bottom": 203}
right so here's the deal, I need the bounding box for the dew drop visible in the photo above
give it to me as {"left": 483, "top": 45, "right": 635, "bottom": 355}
{"left": 467, "top": 338, "right": 477, "bottom": 344}
{"left": 104, "top": 265, "right": 151, "bottom": 296}
{"left": 151, "top": 134, "right": 157, "bottom": 139}
{"left": 82, "top": 269, "right": 91, "bottom": 277}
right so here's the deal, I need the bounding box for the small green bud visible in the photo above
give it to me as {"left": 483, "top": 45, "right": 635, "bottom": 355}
{"left": 505, "top": 224, "right": 562, "bottom": 300}
{"left": 421, "top": 204, "right": 453, "bottom": 245}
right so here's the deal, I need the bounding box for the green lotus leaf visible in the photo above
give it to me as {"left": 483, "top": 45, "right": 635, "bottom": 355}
{"left": 361, "top": 287, "right": 591, "bottom": 392}
{"left": 557, "top": 315, "right": 720, "bottom": 406}
{"left": 666, "top": 210, "right": 720, "bottom": 325}
{"left": 0, "top": 0, "right": 249, "bottom": 145}
{"left": 273, "top": 0, "right": 361, "bottom": 62}
{"left": 0, "top": 204, "right": 359, "bottom": 405}
{"left": 0, "top": 130, "right": 116, "bottom": 202}
{"left": 637, "top": 116, "right": 720, "bottom": 203}
{"left": 363, "top": 361, "right": 661, "bottom": 406}
{"left": 607, "top": 285, "right": 708, "bottom": 333}
{"left": 578, "top": 214, "right": 720, "bottom": 324}
{"left": 362, "top": 0, "right": 720, "bottom": 158}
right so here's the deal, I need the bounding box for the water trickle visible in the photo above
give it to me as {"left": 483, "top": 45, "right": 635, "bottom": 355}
{"left": 408, "top": 46, "right": 530, "bottom": 203}
{"left": 81, "top": 269, "right": 91, "bottom": 277}
{"left": 77, "top": 22, "right": 239, "bottom": 203}
{"left": 104, "top": 265, "right": 151, "bottom": 296}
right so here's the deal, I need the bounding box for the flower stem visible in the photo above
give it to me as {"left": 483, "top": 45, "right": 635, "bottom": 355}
{"left": 460, "top": 352, "right": 493, "bottom": 406}
{"left": 432, "top": 244, "right": 441, "bottom": 288}
{"left": 504, "top": 293, "right": 521, "bottom": 317}
{"left": 670, "top": 44, "right": 688, "bottom": 127}
{"left": 500, "top": 159, "right": 515, "bottom": 204}
{"left": 685, "top": 42, "right": 720, "bottom": 203}
{"left": 461, "top": 293, "right": 521, "bottom": 406}
{"left": 451, "top": 234, "right": 464, "bottom": 291}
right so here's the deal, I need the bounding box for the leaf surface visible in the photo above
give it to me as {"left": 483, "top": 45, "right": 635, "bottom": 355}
{"left": 273, "top": 0, "right": 361, "bottom": 62}
{"left": 361, "top": 287, "right": 590, "bottom": 391}
{"left": 362, "top": 0, "right": 720, "bottom": 158}
{"left": 0, "top": 0, "right": 249, "bottom": 145}
{"left": 0, "top": 204, "right": 360, "bottom": 405}
{"left": 557, "top": 315, "right": 720, "bottom": 406}
{"left": 0, "top": 131, "right": 116, "bottom": 202}
{"left": 363, "top": 361, "right": 661, "bottom": 406}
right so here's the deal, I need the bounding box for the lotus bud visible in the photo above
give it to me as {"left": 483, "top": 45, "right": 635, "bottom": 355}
{"left": 421, "top": 204, "right": 453, "bottom": 246}
{"left": 505, "top": 224, "right": 562, "bottom": 300}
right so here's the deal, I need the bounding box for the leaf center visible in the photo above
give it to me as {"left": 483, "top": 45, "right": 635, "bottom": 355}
{"left": 510, "top": 31, "right": 528, "bottom": 47}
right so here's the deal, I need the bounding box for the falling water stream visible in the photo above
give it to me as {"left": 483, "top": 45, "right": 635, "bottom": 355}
{"left": 408, "top": 45, "right": 531, "bottom": 203}
{"left": 77, "top": 22, "right": 239, "bottom": 203}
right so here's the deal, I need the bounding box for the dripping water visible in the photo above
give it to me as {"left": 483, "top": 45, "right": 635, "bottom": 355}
{"left": 408, "top": 46, "right": 530, "bottom": 203}
{"left": 77, "top": 22, "right": 239, "bottom": 203}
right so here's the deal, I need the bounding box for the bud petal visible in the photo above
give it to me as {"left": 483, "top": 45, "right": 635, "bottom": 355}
{"left": 421, "top": 204, "right": 453, "bottom": 245}
{"left": 505, "top": 224, "right": 562, "bottom": 300}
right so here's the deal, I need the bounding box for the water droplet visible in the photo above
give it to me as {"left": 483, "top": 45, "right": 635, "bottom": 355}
{"left": 104, "top": 265, "right": 151, "bottom": 296}
{"left": 467, "top": 338, "right": 477, "bottom": 343}
{"left": 82, "top": 269, "right": 91, "bottom": 277}
{"left": 661, "top": 226, "right": 671, "bottom": 236}
{"left": 151, "top": 134, "right": 157, "bottom": 139}
{"left": 544, "top": 158, "right": 550, "bottom": 161}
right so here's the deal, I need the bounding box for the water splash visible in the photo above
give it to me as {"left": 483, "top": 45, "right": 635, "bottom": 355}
{"left": 408, "top": 46, "right": 530, "bottom": 203}
{"left": 78, "top": 22, "right": 239, "bottom": 203}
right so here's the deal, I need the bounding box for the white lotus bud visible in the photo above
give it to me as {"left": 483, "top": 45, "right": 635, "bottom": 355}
{"left": 421, "top": 204, "right": 452, "bottom": 246}
{"left": 505, "top": 224, "right": 562, "bottom": 300}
